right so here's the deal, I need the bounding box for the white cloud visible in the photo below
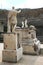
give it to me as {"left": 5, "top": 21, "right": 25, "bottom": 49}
{"left": 0, "top": 0, "right": 15, "bottom": 9}
{"left": 0, "top": 0, "right": 9, "bottom": 9}
{"left": 21, "top": 0, "right": 43, "bottom": 8}
{"left": 0, "top": 0, "right": 43, "bottom": 9}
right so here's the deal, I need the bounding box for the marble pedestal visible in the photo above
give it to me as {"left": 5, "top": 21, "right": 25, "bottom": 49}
{"left": 2, "top": 33, "right": 23, "bottom": 62}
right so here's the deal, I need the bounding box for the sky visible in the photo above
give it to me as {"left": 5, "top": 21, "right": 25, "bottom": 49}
{"left": 0, "top": 0, "right": 43, "bottom": 10}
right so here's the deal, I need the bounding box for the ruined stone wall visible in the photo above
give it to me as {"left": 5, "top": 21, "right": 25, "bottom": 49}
{"left": 0, "top": 8, "right": 43, "bottom": 42}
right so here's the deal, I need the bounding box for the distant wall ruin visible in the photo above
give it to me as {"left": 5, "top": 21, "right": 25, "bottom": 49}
{"left": 0, "top": 8, "right": 43, "bottom": 42}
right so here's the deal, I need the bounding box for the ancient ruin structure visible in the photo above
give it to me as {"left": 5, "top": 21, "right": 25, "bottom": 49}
{"left": 22, "top": 25, "right": 41, "bottom": 55}
{"left": 2, "top": 7, "right": 23, "bottom": 62}
{"left": 0, "top": 8, "right": 43, "bottom": 43}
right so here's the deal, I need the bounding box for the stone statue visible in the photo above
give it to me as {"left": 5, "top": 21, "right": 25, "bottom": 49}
{"left": 29, "top": 25, "right": 36, "bottom": 39}
{"left": 25, "top": 19, "right": 28, "bottom": 28}
{"left": 8, "top": 7, "right": 21, "bottom": 32}
{"left": 29, "top": 25, "right": 41, "bottom": 55}
{"left": 29, "top": 25, "right": 36, "bottom": 30}
{"left": 22, "top": 21, "right": 24, "bottom": 28}
{"left": 22, "top": 19, "right": 28, "bottom": 28}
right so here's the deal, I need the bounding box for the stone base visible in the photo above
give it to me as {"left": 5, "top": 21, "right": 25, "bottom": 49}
{"left": 40, "top": 49, "right": 43, "bottom": 55}
{"left": 22, "top": 44, "right": 37, "bottom": 55}
{"left": 4, "top": 33, "right": 17, "bottom": 50}
{"left": 40, "top": 44, "right": 43, "bottom": 55}
{"left": 2, "top": 47, "right": 23, "bottom": 62}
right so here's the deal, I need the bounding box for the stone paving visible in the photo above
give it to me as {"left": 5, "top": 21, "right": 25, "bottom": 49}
{"left": 0, "top": 43, "right": 43, "bottom": 65}
{"left": 35, "top": 56, "right": 43, "bottom": 65}
{"left": 0, "top": 54, "right": 38, "bottom": 65}
{"left": 0, "top": 52, "right": 43, "bottom": 65}
{"left": 0, "top": 55, "right": 43, "bottom": 65}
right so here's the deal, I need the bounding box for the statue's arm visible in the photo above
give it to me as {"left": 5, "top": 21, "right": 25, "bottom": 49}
{"left": 14, "top": 10, "right": 21, "bottom": 13}
{"left": 17, "top": 10, "right": 21, "bottom": 13}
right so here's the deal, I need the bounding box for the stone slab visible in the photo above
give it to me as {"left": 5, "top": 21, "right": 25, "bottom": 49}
{"left": 22, "top": 45, "right": 37, "bottom": 54}
{"left": 4, "top": 33, "right": 17, "bottom": 50}
{"left": 40, "top": 44, "right": 43, "bottom": 55}
{"left": 2, "top": 50, "right": 17, "bottom": 62}
{"left": 2, "top": 47, "right": 23, "bottom": 62}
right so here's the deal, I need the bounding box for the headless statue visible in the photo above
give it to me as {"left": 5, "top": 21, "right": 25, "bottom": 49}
{"left": 22, "top": 19, "right": 28, "bottom": 28}
{"left": 22, "top": 21, "right": 24, "bottom": 28}
{"left": 25, "top": 19, "right": 28, "bottom": 28}
{"left": 8, "top": 7, "right": 21, "bottom": 32}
